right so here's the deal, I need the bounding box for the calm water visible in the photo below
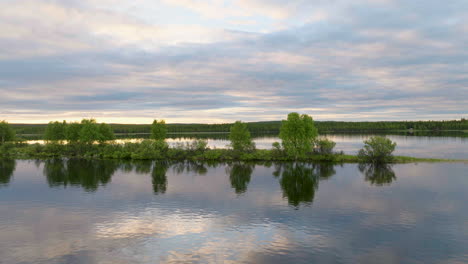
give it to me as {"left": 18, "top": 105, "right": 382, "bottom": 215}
{"left": 165, "top": 133, "right": 468, "bottom": 159}
{"left": 25, "top": 133, "right": 468, "bottom": 159}
{"left": 1, "top": 159, "right": 467, "bottom": 264}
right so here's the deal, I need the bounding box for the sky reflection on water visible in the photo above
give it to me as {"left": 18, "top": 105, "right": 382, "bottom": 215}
{"left": 0, "top": 160, "right": 467, "bottom": 264}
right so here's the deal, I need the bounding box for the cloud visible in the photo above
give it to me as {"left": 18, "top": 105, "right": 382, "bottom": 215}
{"left": 0, "top": 0, "right": 467, "bottom": 123}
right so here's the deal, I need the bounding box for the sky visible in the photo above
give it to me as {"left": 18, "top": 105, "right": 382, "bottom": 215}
{"left": 0, "top": 0, "right": 467, "bottom": 123}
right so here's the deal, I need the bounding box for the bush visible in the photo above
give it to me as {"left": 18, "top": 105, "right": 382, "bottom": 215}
{"left": 358, "top": 136, "right": 397, "bottom": 164}
{"left": 315, "top": 138, "right": 336, "bottom": 155}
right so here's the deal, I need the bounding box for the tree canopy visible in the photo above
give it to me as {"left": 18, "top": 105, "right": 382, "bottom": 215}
{"left": 0, "top": 121, "right": 15, "bottom": 144}
{"left": 44, "top": 121, "right": 67, "bottom": 142}
{"left": 151, "top": 120, "right": 167, "bottom": 140}
{"left": 229, "top": 121, "right": 255, "bottom": 152}
{"left": 358, "top": 136, "right": 397, "bottom": 164}
{"left": 279, "top": 113, "right": 318, "bottom": 158}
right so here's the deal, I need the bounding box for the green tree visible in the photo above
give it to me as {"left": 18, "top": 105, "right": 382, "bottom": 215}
{"left": 279, "top": 113, "right": 318, "bottom": 158}
{"left": 315, "top": 138, "right": 336, "bottom": 154}
{"left": 66, "top": 122, "right": 82, "bottom": 143}
{"left": 358, "top": 136, "right": 397, "bottom": 164}
{"left": 151, "top": 119, "right": 167, "bottom": 141}
{"left": 79, "top": 119, "right": 101, "bottom": 144}
{"left": 0, "top": 121, "right": 15, "bottom": 144}
{"left": 98, "top": 123, "right": 115, "bottom": 143}
{"left": 44, "top": 121, "right": 67, "bottom": 142}
{"left": 229, "top": 121, "right": 255, "bottom": 152}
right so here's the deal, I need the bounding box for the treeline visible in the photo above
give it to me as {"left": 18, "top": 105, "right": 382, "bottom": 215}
{"left": 10, "top": 119, "right": 468, "bottom": 136}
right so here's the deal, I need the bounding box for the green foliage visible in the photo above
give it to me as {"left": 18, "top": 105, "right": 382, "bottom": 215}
{"left": 229, "top": 121, "right": 255, "bottom": 152}
{"left": 279, "top": 113, "right": 318, "bottom": 159}
{"left": 98, "top": 123, "right": 115, "bottom": 143}
{"left": 315, "top": 138, "right": 336, "bottom": 155}
{"left": 44, "top": 121, "right": 67, "bottom": 142}
{"left": 151, "top": 119, "right": 167, "bottom": 141}
{"left": 358, "top": 136, "right": 397, "bottom": 164}
{"left": 66, "top": 122, "right": 82, "bottom": 143}
{"left": 130, "top": 140, "right": 169, "bottom": 160}
{"left": 79, "top": 119, "right": 101, "bottom": 144}
{"left": 0, "top": 142, "right": 16, "bottom": 158}
{"left": 0, "top": 121, "right": 15, "bottom": 144}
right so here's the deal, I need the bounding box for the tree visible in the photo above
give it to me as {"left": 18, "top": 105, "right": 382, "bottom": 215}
{"left": 0, "top": 121, "right": 15, "bottom": 145}
{"left": 98, "top": 123, "right": 115, "bottom": 143}
{"left": 151, "top": 119, "right": 167, "bottom": 141}
{"left": 229, "top": 121, "right": 255, "bottom": 152}
{"left": 79, "top": 119, "right": 101, "bottom": 144}
{"left": 279, "top": 113, "right": 318, "bottom": 158}
{"left": 358, "top": 136, "right": 397, "bottom": 164}
{"left": 66, "top": 122, "right": 82, "bottom": 143}
{"left": 315, "top": 138, "right": 336, "bottom": 155}
{"left": 44, "top": 121, "right": 67, "bottom": 142}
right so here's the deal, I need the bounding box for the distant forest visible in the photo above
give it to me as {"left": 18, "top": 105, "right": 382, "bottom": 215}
{"left": 11, "top": 119, "right": 468, "bottom": 136}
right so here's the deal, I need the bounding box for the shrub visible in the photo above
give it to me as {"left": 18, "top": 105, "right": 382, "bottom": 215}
{"left": 358, "top": 136, "right": 397, "bottom": 164}
{"left": 315, "top": 138, "right": 336, "bottom": 155}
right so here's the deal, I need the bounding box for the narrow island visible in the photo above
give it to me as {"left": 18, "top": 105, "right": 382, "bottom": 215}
{"left": 0, "top": 113, "right": 466, "bottom": 164}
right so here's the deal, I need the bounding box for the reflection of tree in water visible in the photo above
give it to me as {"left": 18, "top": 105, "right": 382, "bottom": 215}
{"left": 358, "top": 163, "right": 396, "bottom": 186}
{"left": 152, "top": 161, "right": 169, "bottom": 194}
{"left": 274, "top": 162, "right": 337, "bottom": 207}
{"left": 133, "top": 160, "right": 153, "bottom": 174}
{"left": 0, "top": 159, "right": 16, "bottom": 187}
{"left": 226, "top": 162, "right": 254, "bottom": 194}
{"left": 172, "top": 161, "right": 208, "bottom": 175}
{"left": 43, "top": 159, "right": 119, "bottom": 192}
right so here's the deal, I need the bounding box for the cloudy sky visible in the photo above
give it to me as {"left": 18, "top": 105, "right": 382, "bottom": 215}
{"left": 1, "top": 0, "right": 467, "bottom": 123}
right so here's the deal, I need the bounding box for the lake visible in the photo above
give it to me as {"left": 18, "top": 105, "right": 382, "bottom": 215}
{"left": 24, "top": 132, "right": 468, "bottom": 160}
{"left": 168, "top": 133, "right": 468, "bottom": 159}
{"left": 0, "top": 159, "right": 467, "bottom": 264}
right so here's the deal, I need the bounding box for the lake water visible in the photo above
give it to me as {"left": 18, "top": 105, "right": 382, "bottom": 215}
{"left": 170, "top": 133, "right": 468, "bottom": 159}
{"left": 1, "top": 159, "right": 467, "bottom": 264}
{"left": 25, "top": 132, "right": 468, "bottom": 160}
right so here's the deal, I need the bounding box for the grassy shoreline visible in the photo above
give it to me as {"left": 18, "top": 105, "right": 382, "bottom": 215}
{"left": 1, "top": 142, "right": 465, "bottom": 163}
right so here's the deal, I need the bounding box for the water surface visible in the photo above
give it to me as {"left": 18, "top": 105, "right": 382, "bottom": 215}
{"left": 1, "top": 159, "right": 467, "bottom": 263}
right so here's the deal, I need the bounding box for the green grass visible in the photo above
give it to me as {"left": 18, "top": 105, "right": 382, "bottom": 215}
{"left": 1, "top": 141, "right": 466, "bottom": 164}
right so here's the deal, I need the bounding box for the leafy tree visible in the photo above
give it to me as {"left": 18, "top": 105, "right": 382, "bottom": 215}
{"left": 44, "top": 121, "right": 67, "bottom": 142}
{"left": 79, "top": 119, "right": 101, "bottom": 144}
{"left": 229, "top": 121, "right": 255, "bottom": 152}
{"left": 98, "top": 123, "right": 115, "bottom": 143}
{"left": 358, "top": 136, "right": 397, "bottom": 164}
{"left": 0, "top": 121, "right": 15, "bottom": 144}
{"left": 151, "top": 119, "right": 167, "bottom": 141}
{"left": 66, "top": 122, "right": 82, "bottom": 143}
{"left": 315, "top": 138, "right": 336, "bottom": 154}
{"left": 279, "top": 113, "right": 318, "bottom": 159}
